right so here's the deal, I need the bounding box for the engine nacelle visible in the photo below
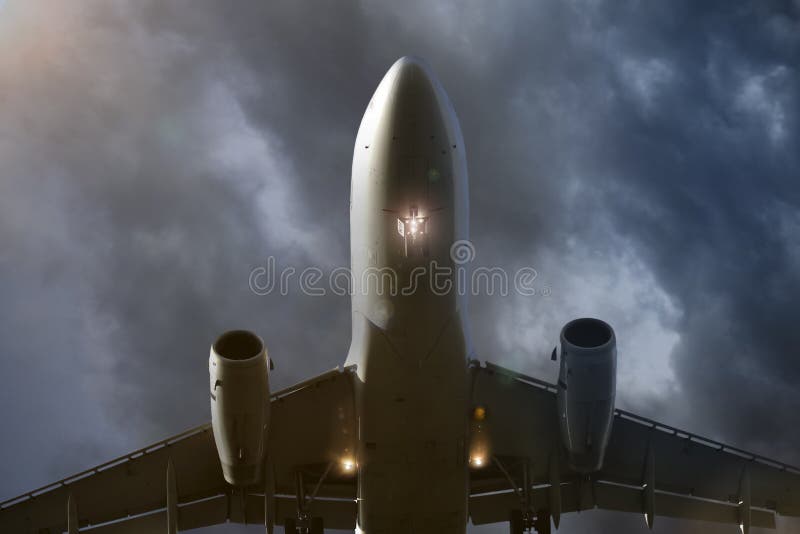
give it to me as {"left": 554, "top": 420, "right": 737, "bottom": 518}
{"left": 556, "top": 318, "right": 616, "bottom": 473}
{"left": 209, "top": 330, "right": 270, "bottom": 486}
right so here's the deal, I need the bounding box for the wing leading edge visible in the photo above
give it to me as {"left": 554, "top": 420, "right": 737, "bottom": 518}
{"left": 468, "top": 361, "right": 800, "bottom": 530}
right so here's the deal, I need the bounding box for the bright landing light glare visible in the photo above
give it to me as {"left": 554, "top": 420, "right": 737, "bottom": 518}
{"left": 342, "top": 458, "right": 356, "bottom": 472}
{"left": 470, "top": 456, "right": 484, "bottom": 467}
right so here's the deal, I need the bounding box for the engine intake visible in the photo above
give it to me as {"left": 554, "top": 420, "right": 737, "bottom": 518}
{"left": 556, "top": 318, "right": 616, "bottom": 473}
{"left": 209, "top": 330, "right": 271, "bottom": 486}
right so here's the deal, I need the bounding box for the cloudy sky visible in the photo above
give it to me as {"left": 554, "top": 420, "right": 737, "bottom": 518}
{"left": 0, "top": 1, "right": 798, "bottom": 532}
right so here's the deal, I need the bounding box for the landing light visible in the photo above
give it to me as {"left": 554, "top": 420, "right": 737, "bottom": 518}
{"left": 469, "top": 456, "right": 485, "bottom": 468}
{"left": 342, "top": 458, "right": 356, "bottom": 472}
{"left": 397, "top": 215, "right": 428, "bottom": 238}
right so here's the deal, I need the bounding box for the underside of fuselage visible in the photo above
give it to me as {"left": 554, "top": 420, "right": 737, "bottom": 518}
{"left": 345, "top": 56, "right": 471, "bottom": 533}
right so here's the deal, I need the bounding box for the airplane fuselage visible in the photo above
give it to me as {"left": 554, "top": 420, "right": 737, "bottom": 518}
{"left": 344, "top": 57, "right": 471, "bottom": 534}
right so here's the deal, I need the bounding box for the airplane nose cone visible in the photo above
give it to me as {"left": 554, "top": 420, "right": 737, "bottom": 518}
{"left": 374, "top": 56, "right": 451, "bottom": 157}
{"left": 392, "top": 55, "right": 430, "bottom": 71}
{"left": 355, "top": 56, "right": 463, "bottom": 155}
{"left": 384, "top": 56, "right": 438, "bottom": 117}
{"left": 389, "top": 55, "right": 435, "bottom": 92}
{"left": 352, "top": 57, "right": 467, "bottom": 202}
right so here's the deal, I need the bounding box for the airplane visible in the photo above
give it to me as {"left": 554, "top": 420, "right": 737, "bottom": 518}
{"left": 2, "top": 55, "right": 800, "bottom": 534}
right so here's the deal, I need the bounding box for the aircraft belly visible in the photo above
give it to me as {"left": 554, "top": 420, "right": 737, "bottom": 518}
{"left": 360, "top": 445, "right": 466, "bottom": 533}
{"left": 356, "top": 315, "right": 469, "bottom": 534}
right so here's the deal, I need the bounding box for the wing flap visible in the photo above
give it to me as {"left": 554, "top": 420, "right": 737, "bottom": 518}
{"left": 0, "top": 425, "right": 225, "bottom": 533}
{"left": 595, "top": 481, "right": 776, "bottom": 529}
{"left": 469, "top": 483, "right": 588, "bottom": 526}
{"left": 602, "top": 412, "right": 800, "bottom": 516}
{"left": 81, "top": 495, "right": 228, "bottom": 534}
{"left": 470, "top": 481, "right": 776, "bottom": 529}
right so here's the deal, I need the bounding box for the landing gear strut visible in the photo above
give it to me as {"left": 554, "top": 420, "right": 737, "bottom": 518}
{"left": 283, "top": 463, "right": 332, "bottom": 534}
{"left": 492, "top": 456, "right": 553, "bottom": 534}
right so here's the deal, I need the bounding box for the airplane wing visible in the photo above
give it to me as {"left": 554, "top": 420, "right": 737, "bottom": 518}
{"left": 468, "top": 361, "right": 800, "bottom": 531}
{"left": 0, "top": 367, "right": 358, "bottom": 533}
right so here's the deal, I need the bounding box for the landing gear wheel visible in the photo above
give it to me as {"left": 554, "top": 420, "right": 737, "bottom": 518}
{"left": 284, "top": 517, "right": 297, "bottom": 534}
{"left": 310, "top": 516, "right": 324, "bottom": 534}
{"left": 534, "top": 509, "right": 551, "bottom": 534}
{"left": 509, "top": 509, "right": 524, "bottom": 534}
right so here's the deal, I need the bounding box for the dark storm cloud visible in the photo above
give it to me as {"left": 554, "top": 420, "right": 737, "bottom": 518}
{"left": 558, "top": 1, "right": 800, "bottom": 456}
{"left": 1, "top": 1, "right": 799, "bottom": 533}
{"left": 0, "top": 0, "right": 352, "bottom": 493}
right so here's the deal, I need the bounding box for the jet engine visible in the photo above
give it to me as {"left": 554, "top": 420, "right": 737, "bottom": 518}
{"left": 556, "top": 318, "right": 616, "bottom": 473}
{"left": 209, "top": 330, "right": 271, "bottom": 486}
